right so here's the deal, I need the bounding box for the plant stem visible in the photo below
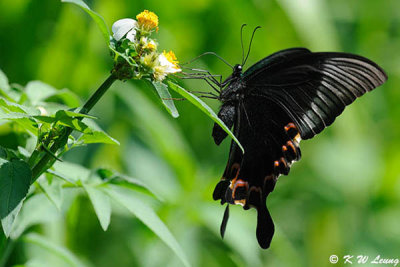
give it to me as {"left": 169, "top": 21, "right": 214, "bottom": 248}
{"left": 29, "top": 73, "right": 117, "bottom": 183}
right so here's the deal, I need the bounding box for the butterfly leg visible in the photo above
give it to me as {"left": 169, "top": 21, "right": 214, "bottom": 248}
{"left": 181, "top": 67, "right": 223, "bottom": 90}
{"left": 180, "top": 73, "right": 222, "bottom": 94}
{"left": 182, "top": 67, "right": 223, "bottom": 87}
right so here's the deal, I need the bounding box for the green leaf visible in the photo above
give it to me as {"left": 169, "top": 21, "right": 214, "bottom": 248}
{"left": 77, "top": 130, "right": 120, "bottom": 145}
{"left": 0, "top": 111, "right": 31, "bottom": 120}
{"left": 33, "top": 110, "right": 96, "bottom": 125}
{"left": 46, "top": 169, "right": 77, "bottom": 185}
{"left": 112, "top": 172, "right": 160, "bottom": 200}
{"left": 104, "top": 185, "right": 190, "bottom": 267}
{"left": 0, "top": 160, "right": 32, "bottom": 236}
{"left": 62, "top": 0, "right": 110, "bottom": 45}
{"left": 55, "top": 110, "right": 97, "bottom": 120}
{"left": 82, "top": 184, "right": 111, "bottom": 231}
{"left": 151, "top": 81, "right": 179, "bottom": 118}
{"left": 0, "top": 69, "right": 10, "bottom": 92}
{"left": 1, "top": 200, "right": 23, "bottom": 237}
{"left": 167, "top": 81, "right": 244, "bottom": 153}
{"left": 10, "top": 193, "right": 60, "bottom": 239}
{"left": 52, "top": 161, "right": 90, "bottom": 183}
{"left": 37, "top": 176, "right": 63, "bottom": 211}
{"left": 76, "top": 119, "right": 119, "bottom": 145}
{"left": 0, "top": 97, "right": 32, "bottom": 114}
{"left": 46, "top": 89, "right": 81, "bottom": 108}
{"left": 0, "top": 70, "right": 20, "bottom": 101}
{"left": 23, "top": 233, "right": 86, "bottom": 267}
{"left": 25, "top": 81, "right": 57, "bottom": 105}
{"left": 54, "top": 115, "right": 91, "bottom": 133}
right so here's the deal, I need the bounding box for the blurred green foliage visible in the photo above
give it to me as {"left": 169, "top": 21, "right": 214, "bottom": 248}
{"left": 0, "top": 0, "right": 399, "bottom": 266}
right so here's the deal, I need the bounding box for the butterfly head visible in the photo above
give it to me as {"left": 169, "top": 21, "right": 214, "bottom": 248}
{"left": 232, "top": 64, "right": 243, "bottom": 78}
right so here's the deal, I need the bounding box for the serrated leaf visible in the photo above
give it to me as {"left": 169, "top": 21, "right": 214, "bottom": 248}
{"left": 46, "top": 89, "right": 81, "bottom": 107}
{"left": 56, "top": 110, "right": 97, "bottom": 120}
{"left": 82, "top": 184, "right": 111, "bottom": 231}
{"left": 62, "top": 0, "right": 110, "bottom": 45}
{"left": 10, "top": 193, "right": 60, "bottom": 239}
{"left": 167, "top": 81, "right": 244, "bottom": 153}
{"left": 0, "top": 69, "right": 10, "bottom": 92}
{"left": 76, "top": 118, "right": 119, "bottom": 145}
{"left": 0, "top": 97, "right": 31, "bottom": 114}
{"left": 113, "top": 172, "right": 159, "bottom": 199}
{"left": 52, "top": 161, "right": 90, "bottom": 183}
{"left": 56, "top": 116, "right": 90, "bottom": 133}
{"left": 25, "top": 81, "right": 57, "bottom": 105}
{"left": 0, "top": 160, "right": 32, "bottom": 236}
{"left": 37, "top": 176, "right": 63, "bottom": 210}
{"left": 0, "top": 111, "right": 31, "bottom": 119}
{"left": 77, "top": 130, "right": 120, "bottom": 145}
{"left": 23, "top": 233, "right": 86, "bottom": 267}
{"left": 46, "top": 169, "right": 77, "bottom": 185}
{"left": 104, "top": 185, "right": 190, "bottom": 267}
{"left": 1, "top": 200, "right": 23, "bottom": 237}
{"left": 33, "top": 110, "right": 96, "bottom": 125}
{"left": 151, "top": 81, "right": 179, "bottom": 118}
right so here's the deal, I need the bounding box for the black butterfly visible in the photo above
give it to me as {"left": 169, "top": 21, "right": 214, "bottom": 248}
{"left": 195, "top": 31, "right": 387, "bottom": 249}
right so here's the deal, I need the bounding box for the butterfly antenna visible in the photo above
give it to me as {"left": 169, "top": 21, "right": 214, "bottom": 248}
{"left": 181, "top": 52, "right": 233, "bottom": 69}
{"left": 240, "top": 24, "right": 247, "bottom": 66}
{"left": 243, "top": 26, "right": 261, "bottom": 67}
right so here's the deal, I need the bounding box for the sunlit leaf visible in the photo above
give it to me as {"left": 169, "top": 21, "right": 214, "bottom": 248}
{"left": 37, "top": 176, "right": 63, "bottom": 211}
{"left": 0, "top": 69, "right": 10, "bottom": 93}
{"left": 104, "top": 185, "right": 191, "bottom": 267}
{"left": 62, "top": 0, "right": 110, "bottom": 45}
{"left": 23, "top": 233, "right": 86, "bottom": 267}
{"left": 56, "top": 110, "right": 97, "bottom": 120}
{"left": 167, "top": 81, "right": 244, "bottom": 153}
{"left": 0, "top": 97, "right": 36, "bottom": 114}
{"left": 77, "top": 130, "right": 120, "bottom": 145}
{"left": 1, "top": 201, "right": 23, "bottom": 237}
{"left": 82, "top": 184, "right": 111, "bottom": 231}
{"left": 52, "top": 161, "right": 90, "bottom": 183}
{"left": 10, "top": 194, "right": 60, "bottom": 239}
{"left": 46, "top": 89, "right": 81, "bottom": 107}
{"left": 25, "top": 81, "right": 57, "bottom": 105}
{"left": 0, "top": 111, "right": 31, "bottom": 119}
{"left": 46, "top": 169, "right": 77, "bottom": 185}
{"left": 150, "top": 81, "right": 179, "bottom": 118}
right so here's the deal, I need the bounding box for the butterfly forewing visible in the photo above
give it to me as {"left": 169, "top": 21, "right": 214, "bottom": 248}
{"left": 243, "top": 50, "right": 388, "bottom": 139}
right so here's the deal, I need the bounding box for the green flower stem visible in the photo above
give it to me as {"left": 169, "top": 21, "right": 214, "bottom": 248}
{"left": 29, "top": 73, "right": 117, "bottom": 183}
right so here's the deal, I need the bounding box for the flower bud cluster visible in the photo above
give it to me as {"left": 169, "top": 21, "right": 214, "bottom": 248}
{"left": 110, "top": 10, "right": 181, "bottom": 81}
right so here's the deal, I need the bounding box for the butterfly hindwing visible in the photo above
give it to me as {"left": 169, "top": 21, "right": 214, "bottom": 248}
{"left": 213, "top": 95, "right": 302, "bottom": 248}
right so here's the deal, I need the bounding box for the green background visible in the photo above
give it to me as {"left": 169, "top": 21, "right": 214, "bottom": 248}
{"left": 0, "top": 0, "right": 399, "bottom": 266}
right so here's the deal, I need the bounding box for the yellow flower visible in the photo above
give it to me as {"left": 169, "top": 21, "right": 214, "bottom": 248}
{"left": 153, "top": 66, "right": 167, "bottom": 81}
{"left": 163, "top": 50, "right": 179, "bottom": 66}
{"left": 139, "top": 36, "right": 157, "bottom": 51}
{"left": 153, "top": 50, "right": 181, "bottom": 81}
{"left": 141, "top": 53, "right": 157, "bottom": 68}
{"left": 136, "top": 10, "right": 159, "bottom": 31}
{"left": 145, "top": 40, "right": 156, "bottom": 50}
